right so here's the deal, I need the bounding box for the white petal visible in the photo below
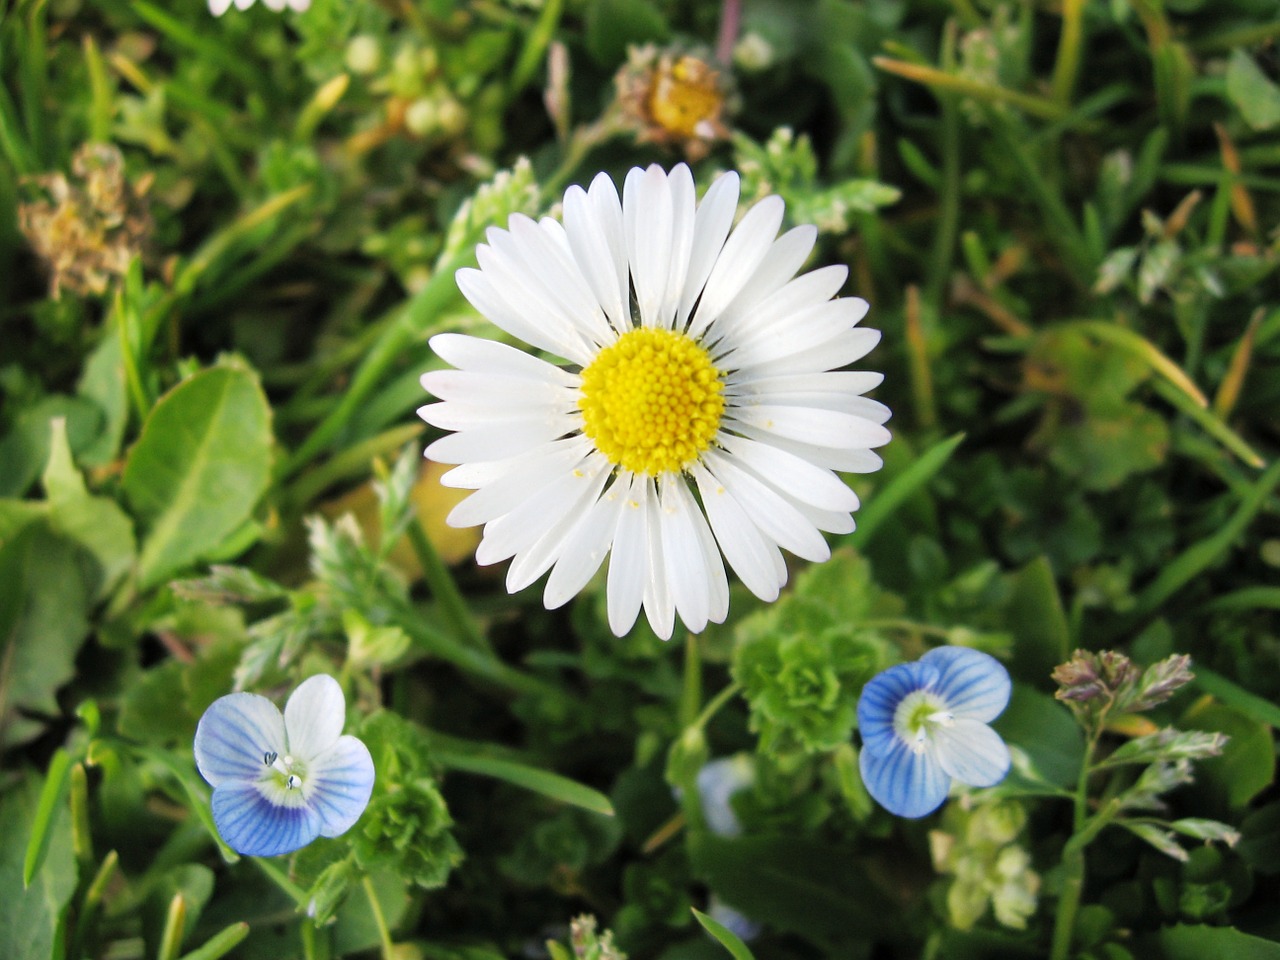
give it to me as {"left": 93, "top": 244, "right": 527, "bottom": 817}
{"left": 427, "top": 333, "right": 577, "bottom": 385}
{"left": 423, "top": 369, "right": 576, "bottom": 408}
{"left": 508, "top": 214, "right": 614, "bottom": 346}
{"left": 725, "top": 404, "right": 891, "bottom": 450}
{"left": 625, "top": 165, "right": 673, "bottom": 329}
{"left": 447, "top": 437, "right": 594, "bottom": 527}
{"left": 932, "top": 719, "right": 1011, "bottom": 788}
{"left": 424, "top": 417, "right": 574, "bottom": 465}
{"left": 288, "top": 0, "right": 310, "bottom": 9}
{"left": 417, "top": 396, "right": 575, "bottom": 431}
{"left": 702, "top": 450, "right": 830, "bottom": 563}
{"left": 687, "top": 195, "right": 785, "bottom": 339}
{"left": 729, "top": 370, "right": 885, "bottom": 400}
{"left": 722, "top": 423, "right": 887, "bottom": 472}
{"left": 677, "top": 171, "right": 740, "bottom": 328}
{"left": 284, "top": 674, "right": 346, "bottom": 760}
{"left": 505, "top": 456, "right": 611, "bottom": 591}
{"left": 657, "top": 474, "right": 712, "bottom": 634}
{"left": 606, "top": 474, "right": 648, "bottom": 636}
{"left": 692, "top": 463, "right": 785, "bottom": 602}
{"left": 477, "top": 464, "right": 606, "bottom": 566}
{"left": 717, "top": 433, "right": 859, "bottom": 513}
{"left": 661, "top": 164, "right": 697, "bottom": 327}
{"left": 564, "top": 182, "right": 629, "bottom": 333}
{"left": 641, "top": 480, "right": 675, "bottom": 640}
{"left": 479, "top": 233, "right": 604, "bottom": 355}
{"left": 208, "top": 0, "right": 233, "bottom": 15}
{"left": 716, "top": 297, "right": 869, "bottom": 369}
{"left": 702, "top": 226, "right": 820, "bottom": 346}
{"left": 544, "top": 473, "right": 630, "bottom": 608}
{"left": 731, "top": 327, "right": 881, "bottom": 376}
{"left": 588, "top": 172, "right": 631, "bottom": 331}
{"left": 459, "top": 260, "right": 592, "bottom": 366}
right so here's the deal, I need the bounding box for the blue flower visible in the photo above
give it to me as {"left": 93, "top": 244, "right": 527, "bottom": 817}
{"left": 194, "top": 674, "right": 375, "bottom": 857}
{"left": 857, "top": 646, "right": 1011, "bottom": 819}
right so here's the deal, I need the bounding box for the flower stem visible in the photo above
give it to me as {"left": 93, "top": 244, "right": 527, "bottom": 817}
{"left": 715, "top": 0, "right": 741, "bottom": 64}
{"left": 406, "top": 515, "right": 493, "bottom": 655}
{"left": 362, "top": 875, "right": 395, "bottom": 960}
{"left": 252, "top": 856, "right": 308, "bottom": 907}
{"left": 1049, "top": 727, "right": 1103, "bottom": 960}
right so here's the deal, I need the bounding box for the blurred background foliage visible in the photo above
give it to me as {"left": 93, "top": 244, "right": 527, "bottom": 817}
{"left": 2, "top": 0, "right": 1279, "bottom": 957}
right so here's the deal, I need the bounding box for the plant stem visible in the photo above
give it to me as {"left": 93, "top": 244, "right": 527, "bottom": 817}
{"left": 1051, "top": 0, "right": 1085, "bottom": 105}
{"left": 1050, "top": 726, "right": 1101, "bottom": 960}
{"left": 406, "top": 516, "right": 493, "bottom": 654}
{"left": 363, "top": 875, "right": 395, "bottom": 960}
{"left": 715, "top": 0, "right": 742, "bottom": 64}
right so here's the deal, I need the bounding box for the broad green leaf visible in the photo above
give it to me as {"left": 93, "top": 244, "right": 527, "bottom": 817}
{"left": 0, "top": 773, "right": 78, "bottom": 960}
{"left": 123, "top": 364, "right": 273, "bottom": 590}
{"left": 0, "top": 522, "right": 93, "bottom": 748}
{"left": 1004, "top": 556, "right": 1070, "bottom": 688}
{"left": 42, "top": 418, "right": 135, "bottom": 600}
{"left": 0, "top": 395, "right": 102, "bottom": 498}
{"left": 1226, "top": 49, "right": 1280, "bottom": 131}
{"left": 1149, "top": 924, "right": 1280, "bottom": 960}
{"left": 75, "top": 330, "right": 129, "bottom": 467}
{"left": 1179, "top": 702, "right": 1274, "bottom": 810}
{"left": 693, "top": 907, "right": 757, "bottom": 960}
{"left": 689, "top": 834, "right": 900, "bottom": 948}
{"left": 434, "top": 748, "right": 614, "bottom": 817}
{"left": 993, "top": 686, "right": 1083, "bottom": 788}
{"left": 584, "top": 0, "right": 667, "bottom": 65}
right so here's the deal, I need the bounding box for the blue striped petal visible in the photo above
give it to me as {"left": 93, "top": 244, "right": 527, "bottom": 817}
{"left": 195, "top": 693, "right": 286, "bottom": 787}
{"left": 932, "top": 718, "right": 1010, "bottom": 787}
{"left": 859, "top": 738, "right": 950, "bottom": 819}
{"left": 284, "top": 674, "right": 346, "bottom": 761}
{"left": 856, "top": 661, "right": 938, "bottom": 754}
{"left": 307, "top": 734, "right": 375, "bottom": 838}
{"left": 921, "top": 646, "right": 1010, "bottom": 723}
{"left": 211, "top": 781, "right": 323, "bottom": 856}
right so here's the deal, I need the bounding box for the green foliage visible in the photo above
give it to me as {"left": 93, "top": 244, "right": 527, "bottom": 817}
{"left": 352, "top": 712, "right": 463, "bottom": 890}
{"left": 733, "top": 550, "right": 895, "bottom": 755}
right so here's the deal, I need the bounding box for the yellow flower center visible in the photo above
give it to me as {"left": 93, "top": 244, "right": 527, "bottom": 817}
{"left": 579, "top": 327, "right": 725, "bottom": 476}
{"left": 647, "top": 56, "right": 724, "bottom": 139}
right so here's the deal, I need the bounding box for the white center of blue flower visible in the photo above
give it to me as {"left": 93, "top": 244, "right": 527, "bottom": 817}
{"left": 893, "top": 690, "right": 955, "bottom": 755}
{"left": 264, "top": 749, "right": 306, "bottom": 791}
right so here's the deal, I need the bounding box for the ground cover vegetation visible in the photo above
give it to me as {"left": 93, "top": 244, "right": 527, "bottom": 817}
{"left": 2, "top": 0, "right": 1280, "bottom": 957}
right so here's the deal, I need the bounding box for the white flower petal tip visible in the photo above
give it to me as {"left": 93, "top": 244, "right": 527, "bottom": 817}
{"left": 422, "top": 165, "right": 886, "bottom": 638}
{"left": 194, "top": 675, "right": 374, "bottom": 857}
{"left": 856, "top": 647, "right": 1012, "bottom": 818}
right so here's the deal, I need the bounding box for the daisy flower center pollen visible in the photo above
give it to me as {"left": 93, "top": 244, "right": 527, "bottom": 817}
{"left": 579, "top": 327, "right": 725, "bottom": 476}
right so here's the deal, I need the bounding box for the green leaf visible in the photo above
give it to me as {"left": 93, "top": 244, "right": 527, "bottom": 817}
{"left": 993, "top": 686, "right": 1083, "bottom": 788}
{"left": 42, "top": 418, "right": 135, "bottom": 600}
{"left": 123, "top": 364, "right": 273, "bottom": 589}
{"left": 1179, "top": 703, "right": 1275, "bottom": 810}
{"left": 692, "top": 907, "right": 757, "bottom": 960}
{"left": 848, "top": 431, "right": 964, "bottom": 547}
{"left": 1149, "top": 924, "right": 1280, "bottom": 960}
{"left": 689, "top": 834, "right": 900, "bottom": 948}
{"left": 0, "top": 395, "right": 103, "bottom": 498}
{"left": 0, "top": 772, "right": 78, "bottom": 960}
{"left": 434, "top": 749, "right": 614, "bottom": 817}
{"left": 0, "top": 522, "right": 93, "bottom": 747}
{"left": 1004, "top": 557, "right": 1070, "bottom": 688}
{"left": 175, "top": 923, "right": 249, "bottom": 960}
{"left": 23, "top": 748, "right": 72, "bottom": 887}
{"left": 1226, "top": 49, "right": 1280, "bottom": 131}
{"left": 584, "top": 0, "right": 668, "bottom": 65}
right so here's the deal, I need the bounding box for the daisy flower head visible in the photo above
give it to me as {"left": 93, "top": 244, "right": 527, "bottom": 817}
{"left": 208, "top": 0, "right": 309, "bottom": 17}
{"left": 857, "top": 647, "right": 1012, "bottom": 819}
{"left": 194, "top": 674, "right": 375, "bottom": 857}
{"left": 419, "top": 163, "right": 890, "bottom": 640}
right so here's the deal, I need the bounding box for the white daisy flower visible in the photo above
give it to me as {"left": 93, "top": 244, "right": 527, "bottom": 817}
{"left": 208, "top": 0, "right": 309, "bottom": 17}
{"left": 418, "top": 163, "right": 890, "bottom": 640}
